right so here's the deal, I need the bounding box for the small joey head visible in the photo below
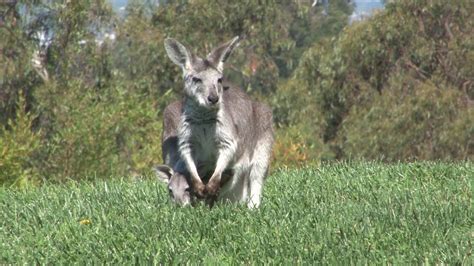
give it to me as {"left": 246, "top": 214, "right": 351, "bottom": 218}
{"left": 154, "top": 165, "right": 192, "bottom": 206}
{"left": 164, "top": 36, "right": 240, "bottom": 109}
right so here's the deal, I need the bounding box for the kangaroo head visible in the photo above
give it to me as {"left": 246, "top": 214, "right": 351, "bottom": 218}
{"left": 155, "top": 165, "right": 192, "bottom": 206}
{"left": 164, "top": 36, "right": 240, "bottom": 109}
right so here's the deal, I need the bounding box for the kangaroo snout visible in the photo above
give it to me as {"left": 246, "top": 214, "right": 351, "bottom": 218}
{"left": 207, "top": 94, "right": 219, "bottom": 104}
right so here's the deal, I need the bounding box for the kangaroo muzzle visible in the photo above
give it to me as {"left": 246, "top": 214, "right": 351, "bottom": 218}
{"left": 207, "top": 92, "right": 219, "bottom": 104}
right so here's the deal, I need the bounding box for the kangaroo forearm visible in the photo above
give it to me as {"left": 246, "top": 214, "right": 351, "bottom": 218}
{"left": 210, "top": 145, "right": 236, "bottom": 180}
{"left": 183, "top": 155, "right": 201, "bottom": 182}
{"left": 183, "top": 153, "right": 206, "bottom": 197}
{"left": 179, "top": 144, "right": 202, "bottom": 182}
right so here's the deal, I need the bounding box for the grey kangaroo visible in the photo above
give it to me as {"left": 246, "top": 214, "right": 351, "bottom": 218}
{"left": 155, "top": 36, "right": 274, "bottom": 208}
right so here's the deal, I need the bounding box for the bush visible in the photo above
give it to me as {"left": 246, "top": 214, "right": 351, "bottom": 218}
{"left": 34, "top": 80, "right": 164, "bottom": 181}
{"left": 272, "top": 125, "right": 322, "bottom": 168}
{"left": 0, "top": 95, "right": 42, "bottom": 187}
{"left": 274, "top": 0, "right": 473, "bottom": 161}
{"left": 339, "top": 76, "right": 474, "bottom": 160}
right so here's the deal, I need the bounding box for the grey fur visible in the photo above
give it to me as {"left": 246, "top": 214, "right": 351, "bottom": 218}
{"left": 157, "top": 37, "right": 274, "bottom": 208}
{"left": 154, "top": 164, "right": 191, "bottom": 206}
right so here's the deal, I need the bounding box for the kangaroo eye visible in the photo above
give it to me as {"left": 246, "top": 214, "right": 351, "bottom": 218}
{"left": 217, "top": 78, "right": 223, "bottom": 84}
{"left": 184, "top": 187, "right": 191, "bottom": 193}
{"left": 192, "top": 77, "right": 202, "bottom": 83}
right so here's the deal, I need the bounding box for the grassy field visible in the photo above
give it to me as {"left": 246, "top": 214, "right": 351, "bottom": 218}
{"left": 1, "top": 162, "right": 472, "bottom": 264}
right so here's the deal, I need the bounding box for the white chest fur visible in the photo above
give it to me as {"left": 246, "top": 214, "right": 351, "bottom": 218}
{"left": 178, "top": 107, "right": 239, "bottom": 179}
{"left": 189, "top": 123, "right": 218, "bottom": 165}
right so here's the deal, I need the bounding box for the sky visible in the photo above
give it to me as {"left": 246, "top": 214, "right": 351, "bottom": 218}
{"left": 110, "top": 0, "right": 128, "bottom": 11}
{"left": 354, "top": 0, "right": 384, "bottom": 13}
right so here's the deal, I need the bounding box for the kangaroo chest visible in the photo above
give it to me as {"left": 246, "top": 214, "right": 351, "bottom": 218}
{"left": 179, "top": 110, "right": 238, "bottom": 175}
{"left": 188, "top": 123, "right": 218, "bottom": 165}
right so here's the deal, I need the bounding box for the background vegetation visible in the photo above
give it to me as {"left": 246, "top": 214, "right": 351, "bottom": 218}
{"left": 1, "top": 0, "right": 473, "bottom": 186}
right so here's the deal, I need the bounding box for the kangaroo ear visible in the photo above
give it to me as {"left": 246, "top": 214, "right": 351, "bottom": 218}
{"left": 207, "top": 36, "right": 240, "bottom": 72}
{"left": 164, "top": 38, "right": 193, "bottom": 71}
{"left": 154, "top": 165, "right": 174, "bottom": 184}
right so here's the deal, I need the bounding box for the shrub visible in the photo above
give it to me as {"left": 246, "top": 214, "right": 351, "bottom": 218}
{"left": 339, "top": 75, "right": 473, "bottom": 160}
{"left": 272, "top": 125, "right": 321, "bottom": 168}
{"left": 0, "top": 95, "right": 42, "bottom": 187}
{"left": 274, "top": 0, "right": 473, "bottom": 161}
{"left": 34, "top": 80, "right": 164, "bottom": 181}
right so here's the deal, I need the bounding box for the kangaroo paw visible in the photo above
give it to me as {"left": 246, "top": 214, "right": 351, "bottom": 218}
{"left": 192, "top": 181, "right": 206, "bottom": 199}
{"left": 205, "top": 179, "right": 220, "bottom": 197}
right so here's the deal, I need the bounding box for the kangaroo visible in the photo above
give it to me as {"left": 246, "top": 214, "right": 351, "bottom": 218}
{"left": 155, "top": 36, "right": 274, "bottom": 208}
{"left": 155, "top": 164, "right": 192, "bottom": 206}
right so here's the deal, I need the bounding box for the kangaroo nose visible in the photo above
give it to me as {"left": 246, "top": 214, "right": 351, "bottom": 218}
{"left": 207, "top": 95, "right": 219, "bottom": 104}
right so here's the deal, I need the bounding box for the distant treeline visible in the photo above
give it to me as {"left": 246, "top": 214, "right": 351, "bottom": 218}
{"left": 0, "top": 0, "right": 472, "bottom": 186}
{"left": 274, "top": 0, "right": 473, "bottom": 164}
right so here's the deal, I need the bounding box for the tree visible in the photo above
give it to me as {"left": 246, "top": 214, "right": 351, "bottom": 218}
{"left": 275, "top": 0, "right": 473, "bottom": 161}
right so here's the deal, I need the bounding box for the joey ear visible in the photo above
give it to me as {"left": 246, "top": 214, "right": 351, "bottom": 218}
{"left": 207, "top": 36, "right": 240, "bottom": 72}
{"left": 164, "top": 38, "right": 193, "bottom": 70}
{"left": 154, "top": 165, "right": 174, "bottom": 184}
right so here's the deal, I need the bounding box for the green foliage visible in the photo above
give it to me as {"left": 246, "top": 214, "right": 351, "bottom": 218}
{"left": 46, "top": 1, "right": 115, "bottom": 83}
{"left": 136, "top": 0, "right": 352, "bottom": 93}
{"left": 0, "top": 1, "right": 39, "bottom": 126}
{"left": 1, "top": 0, "right": 354, "bottom": 183}
{"left": 1, "top": 162, "right": 471, "bottom": 263}
{"left": 0, "top": 95, "right": 41, "bottom": 187}
{"left": 1, "top": 0, "right": 472, "bottom": 184}
{"left": 272, "top": 124, "right": 323, "bottom": 167}
{"left": 0, "top": 0, "right": 170, "bottom": 184}
{"left": 275, "top": 0, "right": 473, "bottom": 161}
{"left": 112, "top": 8, "right": 169, "bottom": 98}
{"left": 34, "top": 80, "right": 163, "bottom": 181}
{"left": 339, "top": 76, "right": 474, "bottom": 160}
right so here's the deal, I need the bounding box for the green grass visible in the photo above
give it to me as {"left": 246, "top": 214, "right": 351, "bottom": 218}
{"left": 1, "top": 162, "right": 472, "bottom": 264}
